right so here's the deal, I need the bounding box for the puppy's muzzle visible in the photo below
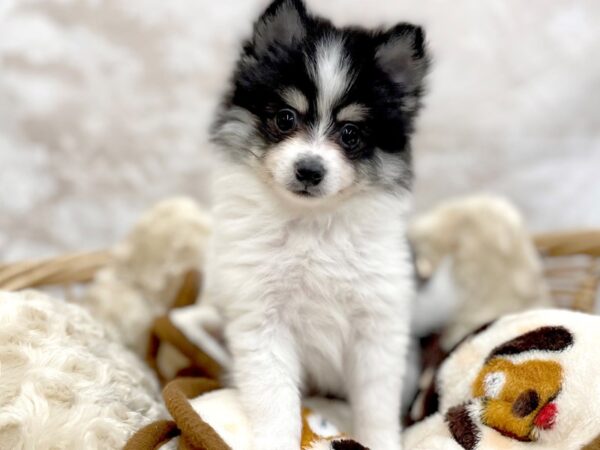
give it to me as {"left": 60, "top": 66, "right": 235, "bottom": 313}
{"left": 294, "top": 157, "right": 325, "bottom": 187}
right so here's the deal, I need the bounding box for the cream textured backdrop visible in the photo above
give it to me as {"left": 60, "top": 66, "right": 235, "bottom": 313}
{"left": 1, "top": 0, "right": 599, "bottom": 260}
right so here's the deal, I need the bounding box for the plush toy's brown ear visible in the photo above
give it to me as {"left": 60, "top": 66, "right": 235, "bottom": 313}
{"left": 486, "top": 326, "right": 574, "bottom": 362}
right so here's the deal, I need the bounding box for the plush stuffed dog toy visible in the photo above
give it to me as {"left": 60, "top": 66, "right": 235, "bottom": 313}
{"left": 404, "top": 309, "right": 600, "bottom": 450}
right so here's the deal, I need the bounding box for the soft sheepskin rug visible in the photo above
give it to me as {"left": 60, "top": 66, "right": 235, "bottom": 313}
{"left": 0, "top": 290, "right": 166, "bottom": 450}
{"left": 1, "top": 0, "right": 600, "bottom": 261}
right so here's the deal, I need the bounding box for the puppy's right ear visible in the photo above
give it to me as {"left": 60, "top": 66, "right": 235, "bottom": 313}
{"left": 252, "top": 0, "right": 308, "bottom": 54}
{"left": 375, "top": 23, "right": 430, "bottom": 92}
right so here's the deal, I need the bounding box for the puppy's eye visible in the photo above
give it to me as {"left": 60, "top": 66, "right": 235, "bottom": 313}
{"left": 340, "top": 123, "right": 362, "bottom": 150}
{"left": 275, "top": 108, "right": 298, "bottom": 133}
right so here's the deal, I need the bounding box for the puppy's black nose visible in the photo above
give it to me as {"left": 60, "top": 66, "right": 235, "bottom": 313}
{"left": 294, "top": 158, "right": 325, "bottom": 187}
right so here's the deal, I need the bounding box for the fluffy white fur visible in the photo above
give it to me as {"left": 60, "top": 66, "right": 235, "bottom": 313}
{"left": 409, "top": 195, "right": 551, "bottom": 349}
{"left": 0, "top": 290, "right": 165, "bottom": 450}
{"left": 188, "top": 158, "right": 414, "bottom": 450}
{"left": 312, "top": 38, "right": 349, "bottom": 138}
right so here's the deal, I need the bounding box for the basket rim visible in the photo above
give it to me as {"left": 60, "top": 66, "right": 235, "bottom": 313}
{"left": 0, "top": 249, "right": 113, "bottom": 291}
{"left": 534, "top": 229, "right": 600, "bottom": 257}
{"left": 0, "top": 229, "right": 598, "bottom": 296}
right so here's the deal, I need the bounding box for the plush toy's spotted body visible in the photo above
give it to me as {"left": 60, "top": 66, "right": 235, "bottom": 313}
{"left": 406, "top": 311, "right": 600, "bottom": 450}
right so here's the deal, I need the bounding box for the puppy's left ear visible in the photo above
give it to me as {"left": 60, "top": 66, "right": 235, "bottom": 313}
{"left": 252, "top": 0, "right": 308, "bottom": 55}
{"left": 375, "top": 23, "right": 430, "bottom": 92}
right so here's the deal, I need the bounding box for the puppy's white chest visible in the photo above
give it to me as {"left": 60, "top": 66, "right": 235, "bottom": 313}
{"left": 258, "top": 218, "right": 381, "bottom": 307}
{"left": 261, "top": 228, "right": 369, "bottom": 389}
{"left": 205, "top": 172, "right": 413, "bottom": 394}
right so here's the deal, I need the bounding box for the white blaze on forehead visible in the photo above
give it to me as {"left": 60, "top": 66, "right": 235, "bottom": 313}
{"left": 310, "top": 37, "right": 352, "bottom": 137}
{"left": 281, "top": 87, "right": 309, "bottom": 114}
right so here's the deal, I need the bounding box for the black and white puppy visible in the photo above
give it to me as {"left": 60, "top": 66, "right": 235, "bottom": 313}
{"left": 191, "top": 1, "right": 429, "bottom": 449}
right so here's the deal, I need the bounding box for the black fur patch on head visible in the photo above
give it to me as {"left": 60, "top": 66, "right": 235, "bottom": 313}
{"left": 487, "top": 326, "right": 574, "bottom": 362}
{"left": 213, "top": 0, "right": 430, "bottom": 186}
{"left": 445, "top": 403, "right": 481, "bottom": 450}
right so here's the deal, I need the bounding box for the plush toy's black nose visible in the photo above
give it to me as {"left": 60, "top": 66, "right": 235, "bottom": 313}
{"left": 512, "top": 389, "right": 540, "bottom": 417}
{"left": 295, "top": 158, "right": 325, "bottom": 187}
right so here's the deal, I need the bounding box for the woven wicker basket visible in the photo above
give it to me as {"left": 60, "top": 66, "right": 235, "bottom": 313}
{"left": 0, "top": 230, "right": 599, "bottom": 312}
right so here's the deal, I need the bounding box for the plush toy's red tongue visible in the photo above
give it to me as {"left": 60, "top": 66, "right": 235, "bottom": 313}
{"left": 534, "top": 403, "right": 558, "bottom": 430}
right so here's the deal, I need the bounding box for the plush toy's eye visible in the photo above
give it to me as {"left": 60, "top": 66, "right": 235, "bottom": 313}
{"left": 340, "top": 123, "right": 362, "bottom": 151}
{"left": 275, "top": 108, "right": 298, "bottom": 133}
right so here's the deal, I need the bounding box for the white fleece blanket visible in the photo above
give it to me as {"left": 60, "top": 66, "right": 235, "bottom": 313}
{"left": 1, "top": 0, "right": 599, "bottom": 261}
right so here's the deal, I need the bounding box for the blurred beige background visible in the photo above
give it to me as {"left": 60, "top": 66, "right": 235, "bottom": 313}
{"left": 1, "top": 0, "right": 599, "bottom": 261}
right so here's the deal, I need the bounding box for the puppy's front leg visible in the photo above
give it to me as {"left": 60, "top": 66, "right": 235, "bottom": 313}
{"left": 230, "top": 324, "right": 302, "bottom": 450}
{"left": 347, "top": 331, "right": 407, "bottom": 450}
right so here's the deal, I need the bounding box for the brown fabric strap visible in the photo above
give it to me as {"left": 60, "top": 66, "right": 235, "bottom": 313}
{"left": 173, "top": 270, "right": 202, "bottom": 309}
{"left": 123, "top": 378, "right": 231, "bottom": 450}
{"left": 148, "top": 315, "right": 222, "bottom": 381}
{"left": 146, "top": 269, "right": 222, "bottom": 384}
{"left": 162, "top": 377, "right": 231, "bottom": 450}
{"left": 146, "top": 329, "right": 166, "bottom": 385}
{"left": 123, "top": 420, "right": 180, "bottom": 450}
{"left": 130, "top": 272, "right": 231, "bottom": 449}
